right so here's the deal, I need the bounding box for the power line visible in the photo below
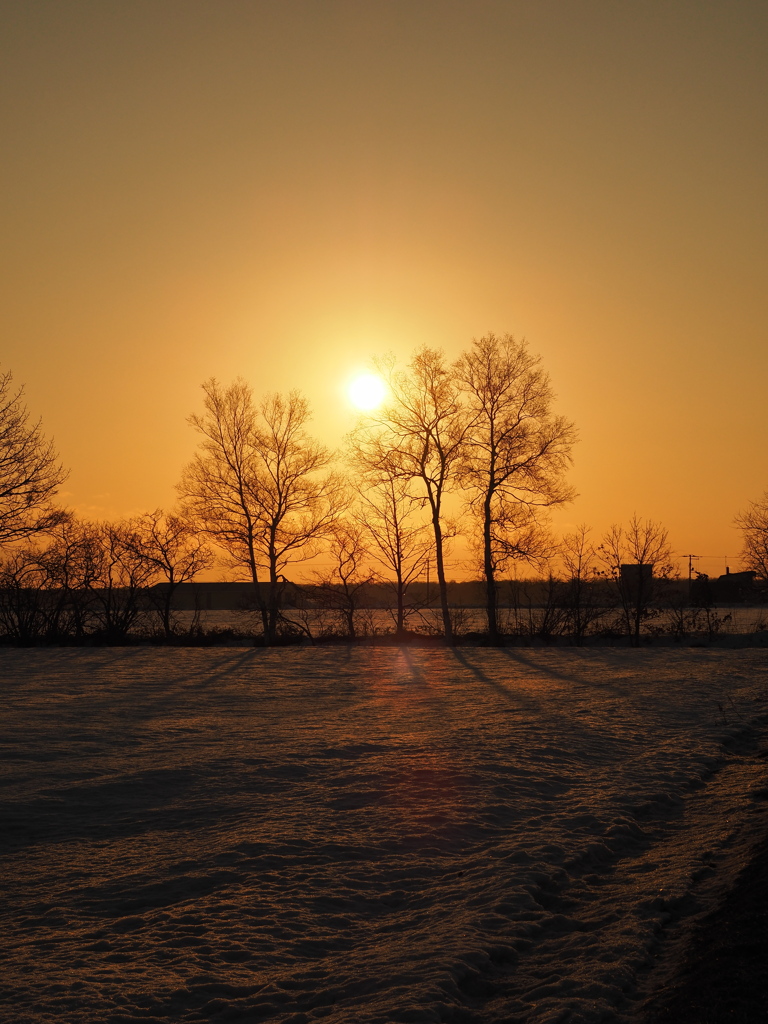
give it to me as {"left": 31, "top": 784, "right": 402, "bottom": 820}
{"left": 677, "top": 554, "right": 732, "bottom": 577}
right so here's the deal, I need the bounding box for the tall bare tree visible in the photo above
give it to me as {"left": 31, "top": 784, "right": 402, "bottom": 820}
{"left": 256, "top": 391, "right": 346, "bottom": 638}
{"left": 598, "top": 515, "right": 674, "bottom": 645}
{"left": 352, "top": 349, "right": 467, "bottom": 642}
{"left": 0, "top": 368, "right": 68, "bottom": 544}
{"left": 177, "top": 378, "right": 268, "bottom": 634}
{"left": 454, "top": 334, "right": 576, "bottom": 641}
{"left": 179, "top": 378, "right": 344, "bottom": 641}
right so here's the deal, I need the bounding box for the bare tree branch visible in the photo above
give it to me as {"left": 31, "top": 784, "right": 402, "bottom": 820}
{"left": 735, "top": 492, "right": 768, "bottom": 583}
{"left": 0, "top": 368, "right": 68, "bottom": 544}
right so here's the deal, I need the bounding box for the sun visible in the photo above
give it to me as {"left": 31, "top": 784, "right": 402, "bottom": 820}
{"left": 347, "top": 372, "right": 387, "bottom": 412}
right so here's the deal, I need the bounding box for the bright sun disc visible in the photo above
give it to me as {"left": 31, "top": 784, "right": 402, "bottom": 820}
{"left": 348, "top": 373, "right": 387, "bottom": 411}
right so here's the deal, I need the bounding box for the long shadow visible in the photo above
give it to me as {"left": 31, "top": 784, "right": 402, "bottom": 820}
{"left": 0, "top": 644, "right": 146, "bottom": 684}
{"left": 536, "top": 644, "right": 711, "bottom": 692}
{"left": 449, "top": 645, "right": 577, "bottom": 702}
{"left": 449, "top": 647, "right": 514, "bottom": 702}
{"left": 397, "top": 646, "right": 453, "bottom": 715}
{"left": 447, "top": 647, "right": 622, "bottom": 747}
{"left": 172, "top": 647, "right": 267, "bottom": 691}
{"left": 497, "top": 646, "right": 633, "bottom": 694}
{"left": 127, "top": 646, "right": 301, "bottom": 701}
{"left": 2, "top": 649, "right": 267, "bottom": 736}
{"left": 383, "top": 646, "right": 473, "bottom": 731}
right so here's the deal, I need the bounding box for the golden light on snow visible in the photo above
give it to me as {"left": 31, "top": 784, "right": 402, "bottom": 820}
{"left": 347, "top": 373, "right": 387, "bottom": 411}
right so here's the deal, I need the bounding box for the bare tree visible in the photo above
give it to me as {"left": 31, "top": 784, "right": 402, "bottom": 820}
{"left": 735, "top": 492, "right": 768, "bottom": 584}
{"left": 454, "top": 334, "right": 576, "bottom": 641}
{"left": 0, "top": 544, "right": 52, "bottom": 641}
{"left": 88, "top": 521, "right": 156, "bottom": 641}
{"left": 558, "top": 524, "right": 604, "bottom": 644}
{"left": 352, "top": 348, "right": 467, "bottom": 642}
{"left": 353, "top": 460, "right": 431, "bottom": 639}
{"left": 179, "top": 379, "right": 344, "bottom": 642}
{"left": 312, "top": 519, "right": 374, "bottom": 638}
{"left": 255, "top": 391, "right": 347, "bottom": 638}
{"left": 0, "top": 518, "right": 103, "bottom": 643}
{"left": 44, "top": 517, "right": 103, "bottom": 638}
{"left": 0, "top": 368, "right": 68, "bottom": 545}
{"left": 125, "top": 509, "right": 215, "bottom": 637}
{"left": 177, "top": 378, "right": 269, "bottom": 634}
{"left": 598, "top": 515, "right": 674, "bottom": 645}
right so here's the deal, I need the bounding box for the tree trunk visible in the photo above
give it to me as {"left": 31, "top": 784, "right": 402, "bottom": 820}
{"left": 483, "top": 493, "right": 499, "bottom": 641}
{"left": 396, "top": 575, "right": 405, "bottom": 638}
{"left": 633, "top": 577, "right": 649, "bottom": 647}
{"left": 267, "top": 562, "right": 279, "bottom": 643}
{"left": 163, "top": 577, "right": 175, "bottom": 638}
{"left": 431, "top": 514, "right": 453, "bottom": 644}
{"left": 246, "top": 535, "right": 269, "bottom": 640}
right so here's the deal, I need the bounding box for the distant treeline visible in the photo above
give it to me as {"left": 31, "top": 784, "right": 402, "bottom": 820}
{"left": 0, "top": 573, "right": 763, "bottom": 647}
{"left": 130, "top": 576, "right": 763, "bottom": 611}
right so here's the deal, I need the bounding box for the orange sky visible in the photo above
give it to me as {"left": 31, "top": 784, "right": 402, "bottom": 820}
{"left": 1, "top": 1, "right": 767, "bottom": 580}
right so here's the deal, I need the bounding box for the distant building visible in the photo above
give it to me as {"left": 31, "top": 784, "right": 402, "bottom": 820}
{"left": 710, "top": 568, "right": 757, "bottom": 604}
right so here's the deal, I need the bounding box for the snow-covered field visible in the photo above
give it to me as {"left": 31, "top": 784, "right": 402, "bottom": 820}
{"left": 1, "top": 648, "right": 767, "bottom": 1024}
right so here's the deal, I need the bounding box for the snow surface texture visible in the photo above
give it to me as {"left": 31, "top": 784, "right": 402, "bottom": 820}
{"left": 1, "top": 648, "right": 767, "bottom": 1024}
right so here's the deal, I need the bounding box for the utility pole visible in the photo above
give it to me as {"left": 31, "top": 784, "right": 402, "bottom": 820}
{"left": 681, "top": 554, "right": 701, "bottom": 580}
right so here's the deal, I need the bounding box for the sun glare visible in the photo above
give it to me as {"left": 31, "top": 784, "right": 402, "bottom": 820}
{"left": 348, "top": 373, "right": 387, "bottom": 412}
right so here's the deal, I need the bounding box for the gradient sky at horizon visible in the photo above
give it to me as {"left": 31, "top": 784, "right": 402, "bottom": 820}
{"left": 1, "top": 0, "right": 767, "bottom": 578}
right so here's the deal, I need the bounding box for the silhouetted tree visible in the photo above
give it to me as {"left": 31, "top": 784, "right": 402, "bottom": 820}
{"left": 735, "top": 492, "right": 768, "bottom": 584}
{"left": 125, "top": 509, "right": 214, "bottom": 637}
{"left": 352, "top": 458, "right": 431, "bottom": 638}
{"left": 558, "top": 525, "right": 604, "bottom": 643}
{"left": 598, "top": 515, "right": 674, "bottom": 645}
{"left": 0, "top": 544, "right": 51, "bottom": 641}
{"left": 177, "top": 378, "right": 268, "bottom": 634}
{"left": 44, "top": 517, "right": 103, "bottom": 638}
{"left": 0, "top": 368, "right": 68, "bottom": 545}
{"left": 88, "top": 521, "right": 156, "bottom": 640}
{"left": 312, "top": 520, "right": 374, "bottom": 638}
{"left": 179, "top": 379, "right": 344, "bottom": 642}
{"left": 353, "top": 349, "right": 466, "bottom": 642}
{"left": 454, "top": 334, "right": 576, "bottom": 641}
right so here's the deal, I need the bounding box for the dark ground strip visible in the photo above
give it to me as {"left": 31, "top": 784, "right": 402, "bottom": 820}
{"left": 641, "top": 826, "right": 768, "bottom": 1023}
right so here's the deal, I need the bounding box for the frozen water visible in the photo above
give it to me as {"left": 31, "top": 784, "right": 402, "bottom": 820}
{"left": 157, "top": 604, "right": 768, "bottom": 637}
{"left": 1, "top": 647, "right": 767, "bottom": 1023}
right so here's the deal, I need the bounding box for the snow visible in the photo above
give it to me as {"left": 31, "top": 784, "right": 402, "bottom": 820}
{"left": 1, "top": 647, "right": 767, "bottom": 1024}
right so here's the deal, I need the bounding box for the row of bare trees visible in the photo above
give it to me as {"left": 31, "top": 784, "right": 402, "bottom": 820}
{"left": 0, "top": 512, "right": 212, "bottom": 642}
{"left": 300, "top": 517, "right": 678, "bottom": 646}
{"left": 546, "top": 517, "right": 675, "bottom": 645}
{"left": 1, "top": 340, "right": 767, "bottom": 646}
{"left": 175, "top": 335, "right": 577, "bottom": 643}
